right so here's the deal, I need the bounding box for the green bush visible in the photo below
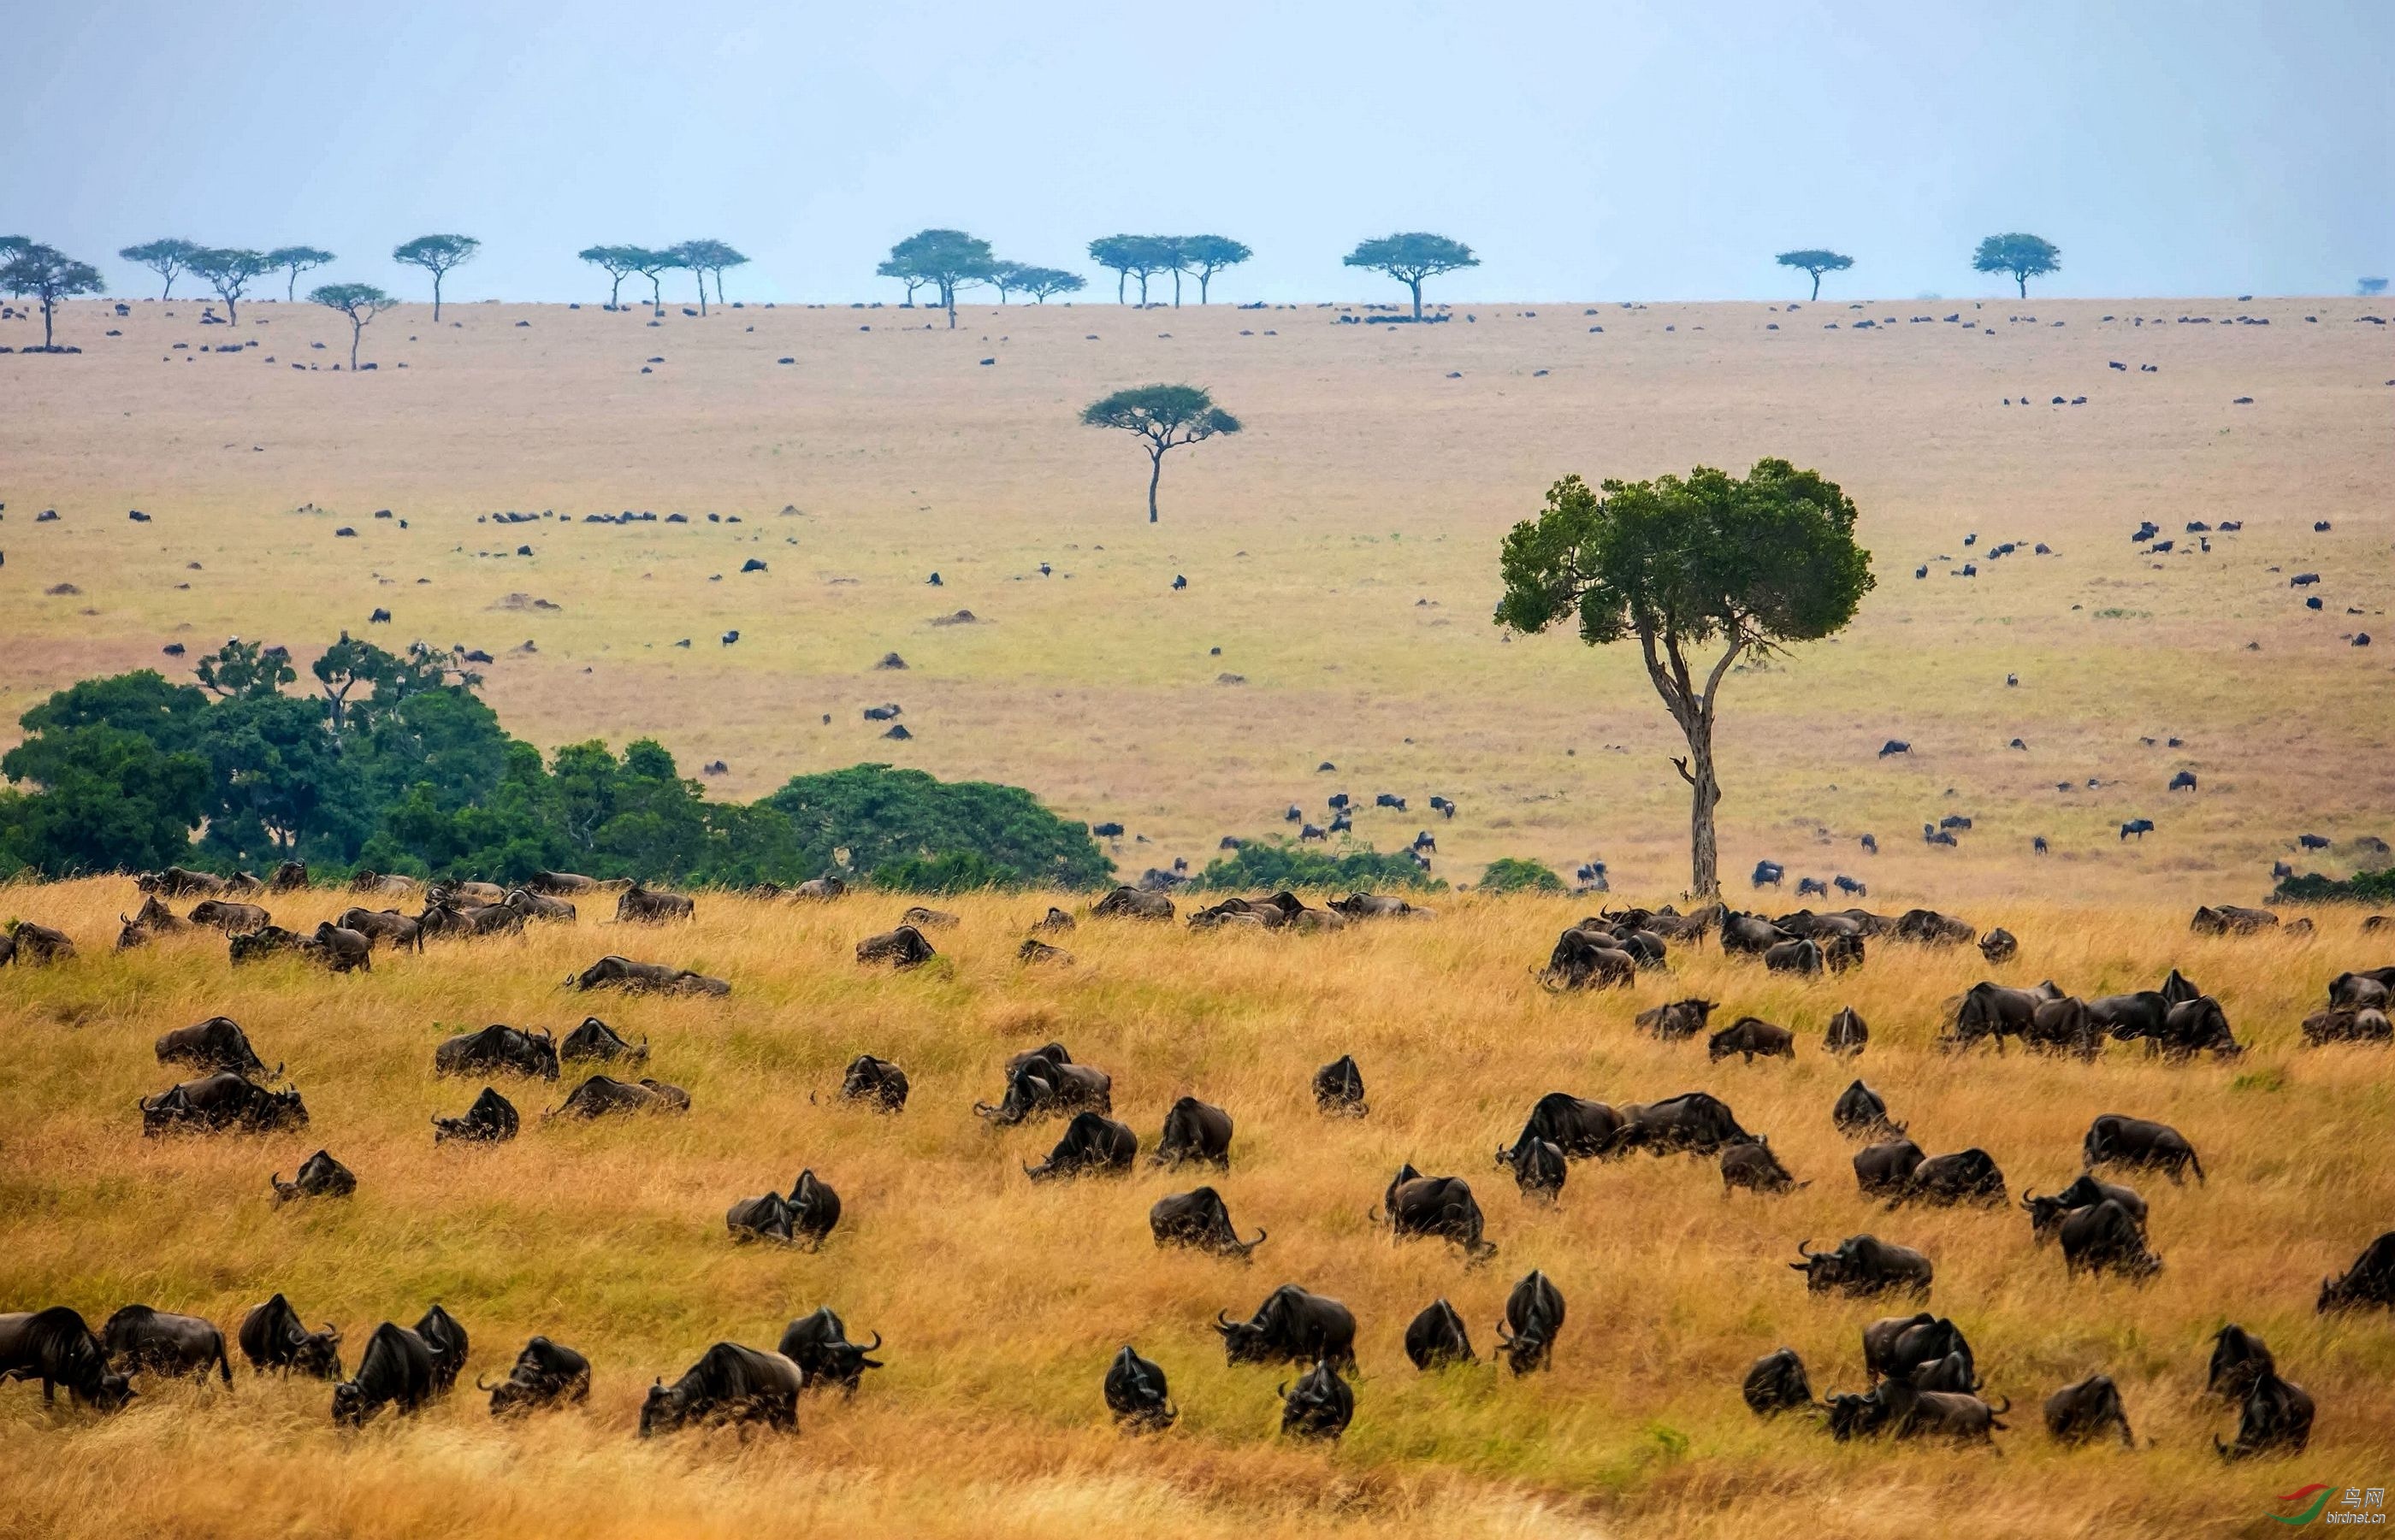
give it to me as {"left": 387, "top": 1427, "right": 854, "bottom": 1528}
{"left": 1477, "top": 857, "right": 1566, "bottom": 894}
{"left": 1188, "top": 841, "right": 1443, "bottom": 893}
{"left": 2271, "top": 868, "right": 2395, "bottom": 906}
{"left": 761, "top": 764, "right": 1111, "bottom": 890}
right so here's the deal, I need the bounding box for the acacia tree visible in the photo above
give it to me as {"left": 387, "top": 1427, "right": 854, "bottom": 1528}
{"left": 1775, "top": 248, "right": 1853, "bottom": 301}
{"left": 186, "top": 247, "right": 271, "bottom": 324}
{"left": 194, "top": 637, "right": 298, "bottom": 699}
{"left": 1343, "top": 233, "right": 1477, "bottom": 320}
{"left": 1011, "top": 267, "right": 1085, "bottom": 303}
{"left": 578, "top": 244, "right": 643, "bottom": 307}
{"left": 697, "top": 241, "right": 748, "bottom": 305}
{"left": 1178, "top": 235, "right": 1252, "bottom": 304}
{"left": 120, "top": 238, "right": 200, "bottom": 298}
{"left": 1080, "top": 384, "right": 1241, "bottom": 523}
{"left": 1088, "top": 234, "right": 1178, "bottom": 305}
{"left": 1972, "top": 232, "right": 2060, "bottom": 298}
{"left": 0, "top": 243, "right": 105, "bottom": 350}
{"left": 393, "top": 233, "right": 479, "bottom": 320}
{"left": 1494, "top": 459, "right": 1874, "bottom": 897}
{"left": 309, "top": 281, "right": 397, "bottom": 370}
{"left": 880, "top": 228, "right": 994, "bottom": 328}
{"left": 268, "top": 245, "right": 335, "bottom": 301}
{"left": 627, "top": 245, "right": 683, "bottom": 316}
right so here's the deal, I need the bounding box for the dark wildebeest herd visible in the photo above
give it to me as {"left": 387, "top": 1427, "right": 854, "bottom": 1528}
{"left": 6, "top": 874, "right": 2391, "bottom": 1456}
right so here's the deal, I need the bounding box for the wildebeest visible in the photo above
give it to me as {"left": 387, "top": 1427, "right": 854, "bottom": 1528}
{"left": 2150, "top": 995, "right": 2242, "bottom": 1059}
{"left": 414, "top": 1305, "right": 469, "bottom": 1394}
{"left": 1594, "top": 1092, "right": 1756, "bottom": 1158}
{"left": 640, "top": 1343, "right": 802, "bottom": 1437}
{"left": 1909, "top": 1350, "right": 1983, "bottom": 1393}
{"left": 141, "top": 864, "right": 230, "bottom": 898}
{"left": 1377, "top": 1165, "right": 1495, "bottom": 1260}
{"left": 1722, "top": 1138, "right": 1803, "bottom": 1195}
{"left": 1026, "top": 1112, "right": 1139, "bottom": 1181}
{"left": 1314, "top": 1055, "right": 1367, "bottom": 1116}
{"left": 1790, "top": 1235, "right": 1934, "bottom": 1297}
{"left": 789, "top": 876, "right": 848, "bottom": 900}
{"left": 1876, "top": 1378, "right": 2008, "bottom": 1443}
{"left": 435, "top": 1024, "right": 559, "bottom": 1080}
{"left": 776, "top": 1307, "right": 883, "bottom": 1394}
{"left": 1948, "top": 980, "right": 2064, "bottom": 1051}
{"left": 1852, "top": 1136, "right": 1925, "bottom": 1196}
{"left": 2044, "top": 1373, "right": 2134, "bottom": 1446}
{"left": 1635, "top": 998, "right": 1717, "bottom": 1041}
{"left": 1404, "top": 1299, "right": 1475, "bottom": 1370}
{"left": 434, "top": 1086, "right": 519, "bottom": 1144}
{"left": 1833, "top": 1081, "right": 1905, "bottom": 1140}
{"left": 2019, "top": 995, "right": 2098, "bottom": 1058}
{"left": 503, "top": 888, "right": 577, "bottom": 923}
{"left": 1894, "top": 908, "right": 1975, "bottom": 946}
{"left": 102, "top": 1305, "right": 231, "bottom": 1384}
{"left": 1215, "top": 1285, "right": 1356, "bottom": 1368}
{"left": 526, "top": 870, "right": 613, "bottom": 896}
{"left": 348, "top": 870, "right": 426, "bottom": 899}
{"left": 271, "top": 1149, "right": 357, "bottom": 1205}
{"left": 155, "top": 1015, "right": 269, "bottom": 1077}
{"left": 1503, "top": 1093, "right": 1624, "bottom": 1165}
{"left": 1763, "top": 937, "right": 1822, "bottom": 975}
{"left": 2059, "top": 1200, "right": 2162, "bottom": 1279}
{"left": 1540, "top": 926, "right": 1636, "bottom": 989}
{"left": 856, "top": 924, "right": 937, "bottom": 967}
{"left": 482, "top": 1336, "right": 589, "bottom": 1416}
{"left": 569, "top": 956, "right": 730, "bottom": 995}
{"left": 331, "top": 1322, "right": 437, "bottom": 1427}
{"left": 141, "top": 1071, "right": 308, "bottom": 1136}
{"left": 1743, "top": 1347, "right": 1815, "bottom": 1415}
{"left": 1092, "top": 884, "right": 1174, "bottom": 920}
{"left": 1031, "top": 906, "right": 1076, "bottom": 932}
{"left": 1017, "top": 936, "right": 1073, "bottom": 965}
{"left": 1152, "top": 1097, "right": 1233, "bottom": 1168}
{"left": 5, "top": 921, "right": 78, "bottom": 966}
{"left": 415, "top": 899, "right": 523, "bottom": 940}
{"left": 117, "top": 894, "right": 189, "bottom": 949}
{"left": 189, "top": 899, "right": 271, "bottom": 934}
{"left": 1709, "top": 1016, "right": 1796, "bottom": 1063}
{"left": 976, "top": 1047, "right": 1111, "bottom": 1126}
{"left": 0, "top": 1307, "right": 133, "bottom": 1411}
{"left": 431, "top": 880, "right": 506, "bottom": 907}
{"left": 1150, "top": 1186, "right": 1265, "bottom": 1258}
{"left": 2021, "top": 1173, "right": 2147, "bottom": 1242}
{"left": 2207, "top": 1324, "right": 2275, "bottom": 1401}
{"left": 2083, "top": 1114, "right": 2204, "bottom": 1184}
{"left": 1753, "top": 859, "right": 1785, "bottom": 887}
{"left": 1824, "top": 1006, "right": 1868, "bottom": 1056}
{"left": 548, "top": 1075, "right": 689, "bottom": 1118}
{"left": 2119, "top": 819, "right": 2154, "bottom": 841}
{"left": 1978, "top": 928, "right": 2018, "bottom": 963}
{"left": 783, "top": 1169, "right": 841, "bottom": 1247}
{"left": 1329, "top": 892, "right": 1434, "bottom": 919}
{"left": 2302, "top": 1006, "right": 2393, "bottom": 1045}
{"left": 1493, "top": 1269, "right": 1564, "bottom": 1374}
{"left": 337, "top": 907, "right": 423, "bottom": 951}
{"left": 2190, "top": 904, "right": 2278, "bottom": 936}
{"left": 240, "top": 1294, "right": 341, "bottom": 1378}
{"left": 839, "top": 1053, "right": 908, "bottom": 1111}
{"left": 2215, "top": 1370, "right": 2313, "bottom": 1459}
{"left": 1278, "top": 1356, "right": 1353, "bottom": 1440}
{"left": 308, "top": 922, "right": 373, "bottom": 972}
{"left": 1497, "top": 1134, "right": 1567, "bottom": 1200}
{"left": 2328, "top": 969, "right": 2395, "bottom": 1009}
{"left": 1103, "top": 1344, "right": 1175, "bottom": 1430}
{"left": 559, "top": 1017, "right": 647, "bottom": 1064}
{"left": 616, "top": 882, "right": 695, "bottom": 923}
{"left": 2317, "top": 1230, "right": 2395, "bottom": 1313}
{"left": 1863, "top": 1313, "right": 1972, "bottom": 1383}
{"left": 1889, "top": 1148, "right": 2008, "bottom": 1208}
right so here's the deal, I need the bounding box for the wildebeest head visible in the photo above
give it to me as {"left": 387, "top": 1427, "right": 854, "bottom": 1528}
{"left": 778, "top": 1307, "right": 883, "bottom": 1393}
{"left": 1493, "top": 1270, "right": 1564, "bottom": 1374}
{"left": 1823, "top": 1388, "right": 1889, "bottom": 1441}
{"left": 1103, "top": 1344, "right": 1175, "bottom": 1431}
{"left": 639, "top": 1375, "right": 694, "bottom": 1437}
{"left": 1742, "top": 1347, "right": 1816, "bottom": 1416}
{"left": 2206, "top": 1325, "right": 2274, "bottom": 1400}
{"left": 1276, "top": 1356, "right": 1353, "bottom": 1441}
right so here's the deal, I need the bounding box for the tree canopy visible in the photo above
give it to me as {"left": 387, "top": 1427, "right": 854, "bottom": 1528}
{"left": 186, "top": 247, "right": 270, "bottom": 324}
{"left": 392, "top": 233, "right": 480, "bottom": 319}
{"left": 0, "top": 243, "right": 105, "bottom": 349}
{"left": 267, "top": 245, "right": 335, "bottom": 301}
{"left": 1495, "top": 459, "right": 1874, "bottom": 895}
{"left": 1079, "top": 384, "right": 1242, "bottom": 522}
{"left": 625, "top": 246, "right": 685, "bottom": 315}
{"left": 1972, "top": 232, "right": 2061, "bottom": 297}
{"left": 1774, "top": 248, "right": 1854, "bottom": 301}
{"left": 1343, "top": 233, "right": 1477, "bottom": 319}
{"left": 668, "top": 239, "right": 748, "bottom": 314}
{"left": 577, "top": 245, "right": 645, "bottom": 307}
{"left": 309, "top": 282, "right": 398, "bottom": 370}
{"left": 1086, "top": 235, "right": 1180, "bottom": 305}
{"left": 1176, "top": 235, "right": 1252, "bottom": 304}
{"left": 119, "top": 238, "right": 200, "bottom": 298}
{"left": 1010, "top": 266, "right": 1085, "bottom": 302}
{"left": 879, "top": 228, "right": 995, "bottom": 327}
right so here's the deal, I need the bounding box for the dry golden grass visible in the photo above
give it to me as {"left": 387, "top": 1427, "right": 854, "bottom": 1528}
{"left": 3, "top": 880, "right": 2392, "bottom": 1538}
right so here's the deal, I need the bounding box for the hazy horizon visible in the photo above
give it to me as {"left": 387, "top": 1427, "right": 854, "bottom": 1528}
{"left": 8, "top": 0, "right": 2389, "bottom": 308}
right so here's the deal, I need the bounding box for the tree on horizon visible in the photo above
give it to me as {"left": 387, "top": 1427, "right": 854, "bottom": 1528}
{"left": 1, "top": 243, "right": 105, "bottom": 350}
{"left": 1086, "top": 235, "right": 1178, "bottom": 306}
{"left": 268, "top": 245, "right": 335, "bottom": 302}
{"left": 186, "top": 247, "right": 271, "bottom": 324}
{"left": 1079, "top": 384, "right": 1242, "bottom": 523}
{"left": 878, "top": 229, "right": 995, "bottom": 328}
{"left": 1972, "top": 232, "right": 2061, "bottom": 298}
{"left": 309, "top": 281, "right": 398, "bottom": 371}
{"left": 1343, "top": 233, "right": 1476, "bottom": 320}
{"left": 119, "top": 238, "right": 200, "bottom": 298}
{"left": 393, "top": 233, "right": 480, "bottom": 321}
{"left": 578, "top": 245, "right": 645, "bottom": 308}
{"left": 1177, "top": 235, "right": 1252, "bottom": 304}
{"left": 1775, "top": 249, "right": 1854, "bottom": 301}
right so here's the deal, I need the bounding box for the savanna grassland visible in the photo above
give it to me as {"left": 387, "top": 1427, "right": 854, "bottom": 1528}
{"left": 2, "top": 292, "right": 2390, "bottom": 903}
{"left": 1, "top": 883, "right": 2392, "bottom": 1540}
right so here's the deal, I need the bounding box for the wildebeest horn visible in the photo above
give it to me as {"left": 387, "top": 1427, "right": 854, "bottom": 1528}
{"left": 1240, "top": 1229, "right": 1267, "bottom": 1251}
{"left": 1214, "top": 1311, "right": 1233, "bottom": 1332}
{"left": 475, "top": 1375, "right": 495, "bottom": 1392}
{"left": 972, "top": 1101, "right": 995, "bottom": 1118}
{"left": 324, "top": 1324, "right": 340, "bottom": 1342}
{"left": 2019, "top": 1187, "right": 2036, "bottom": 1209}
{"left": 1021, "top": 1162, "right": 1040, "bottom": 1177}
{"left": 1366, "top": 1206, "right": 1383, "bottom": 1224}
{"left": 863, "top": 1332, "right": 882, "bottom": 1352}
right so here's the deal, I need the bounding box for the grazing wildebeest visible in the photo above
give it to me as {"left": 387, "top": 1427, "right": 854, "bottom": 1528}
{"left": 568, "top": 956, "right": 730, "bottom": 995}
{"left": 2119, "top": 818, "right": 2155, "bottom": 841}
{"left": 1978, "top": 928, "right": 2018, "bottom": 963}
{"left": 2156, "top": 968, "right": 2205, "bottom": 1005}
{"left": 117, "top": 895, "right": 189, "bottom": 949}
{"left": 1889, "top": 1148, "right": 2008, "bottom": 1208}
{"left": 1863, "top": 1313, "right": 1972, "bottom": 1383}
{"left": 1635, "top": 998, "right": 1717, "bottom": 1041}
{"left": 1152, "top": 1097, "right": 1233, "bottom": 1168}
{"left": 2303, "top": 1006, "right": 2394, "bottom": 1045}
{"left": 240, "top": 1295, "right": 341, "bottom": 1378}
{"left": 1719, "top": 912, "right": 1789, "bottom": 956}
{"left": 1404, "top": 1300, "right": 1475, "bottom": 1371}
{"left": 2059, "top": 1200, "right": 2162, "bottom": 1279}
{"left": 1377, "top": 1165, "right": 1496, "bottom": 1260}
{"left": 1853, "top": 1137, "right": 1926, "bottom": 1196}
{"left": 1026, "top": 1112, "right": 1139, "bottom": 1181}
{"left": 790, "top": 876, "right": 849, "bottom": 900}
{"left": 503, "top": 888, "right": 577, "bottom": 923}
{"left": 1722, "top": 1139, "right": 1803, "bottom": 1195}
{"left": 2021, "top": 1174, "right": 2146, "bottom": 1242}
{"left": 2190, "top": 904, "right": 2278, "bottom": 936}
{"left": 348, "top": 870, "right": 426, "bottom": 899}
{"left": 2021, "top": 995, "right": 2098, "bottom": 1058}
{"left": 1752, "top": 860, "right": 1785, "bottom": 888}
{"left": 559, "top": 1017, "right": 647, "bottom": 1064}
{"left": 482, "top": 1336, "right": 589, "bottom": 1416}
{"left": 1894, "top": 909, "right": 1975, "bottom": 946}
{"left": 776, "top": 1307, "right": 883, "bottom": 1394}
{"left": 1833, "top": 1081, "right": 1905, "bottom": 1140}
{"left": 1596, "top": 1092, "right": 1756, "bottom": 1158}
{"left": 1329, "top": 892, "right": 1434, "bottom": 919}
{"left": 726, "top": 1192, "right": 794, "bottom": 1243}
{"left": 141, "top": 1072, "right": 308, "bottom": 1136}
{"left": 2328, "top": 971, "right": 2393, "bottom": 1011}
{"left": 1503, "top": 1092, "right": 1623, "bottom": 1159}
{"left": 1763, "top": 937, "right": 1823, "bottom": 975}
{"left": 331, "top": 1322, "right": 437, "bottom": 1427}
{"left": 431, "top": 880, "right": 506, "bottom": 907}
{"left": 1279, "top": 1356, "right": 1353, "bottom": 1440}
{"left": 2207, "top": 1325, "right": 2275, "bottom": 1401}
{"left": 1909, "top": 1350, "right": 1983, "bottom": 1393}
{"left": 1877, "top": 1378, "right": 2008, "bottom": 1444}
{"left": 1017, "top": 936, "right": 1073, "bottom": 965}
{"left": 1540, "top": 926, "right": 1636, "bottom": 989}
{"left": 2215, "top": 1371, "right": 2313, "bottom": 1459}
{"left": 2043, "top": 1373, "right": 2134, "bottom": 1446}
{"left": 2153, "top": 995, "right": 2242, "bottom": 1059}
{"left": 2085, "top": 988, "right": 2173, "bottom": 1048}
{"left": 1821, "top": 1386, "right": 1891, "bottom": 1441}
{"left": 0, "top": 1307, "right": 134, "bottom": 1411}
{"left": 1796, "top": 876, "right": 1829, "bottom": 899}
{"left": 525, "top": 870, "right": 611, "bottom": 896}
{"left": 2317, "top": 1231, "right": 2395, "bottom": 1313}
{"left": 548, "top": 1075, "right": 689, "bottom": 1118}
{"left": 189, "top": 899, "right": 271, "bottom": 934}
{"left": 1709, "top": 1016, "right": 1795, "bottom": 1063}
{"left": 1216, "top": 1285, "right": 1357, "bottom": 1369}
{"left": 1031, "top": 906, "right": 1077, "bottom": 932}
{"left": 1498, "top": 1136, "right": 1566, "bottom": 1200}
{"left": 265, "top": 860, "right": 309, "bottom": 893}
{"left": 102, "top": 1306, "right": 231, "bottom": 1384}
{"left": 337, "top": 907, "right": 423, "bottom": 951}
{"left": 1824, "top": 1006, "right": 1868, "bottom": 1056}
{"left": 1948, "top": 980, "right": 2065, "bottom": 1050}
{"left": 434, "top": 1087, "right": 519, "bottom": 1143}
{"left": 271, "top": 1149, "right": 357, "bottom": 1205}
{"left": 414, "top": 1305, "right": 469, "bottom": 1394}
{"left": 155, "top": 1016, "right": 269, "bottom": 1077}
{"left": 784, "top": 1170, "right": 841, "bottom": 1247}
{"left": 1103, "top": 1345, "right": 1176, "bottom": 1430}
{"left": 2083, "top": 1114, "right": 2204, "bottom": 1184}
{"left": 1493, "top": 1269, "right": 1565, "bottom": 1374}
{"left": 1743, "top": 1348, "right": 1815, "bottom": 1415}
{"left": 1789, "top": 1235, "right": 1934, "bottom": 1297}
{"left": 640, "top": 1342, "right": 802, "bottom": 1437}
{"left": 838, "top": 1053, "right": 908, "bottom": 1111}
{"left": 1314, "top": 1054, "right": 1367, "bottom": 1116}
{"left": 142, "top": 865, "right": 231, "bottom": 898}
{"left": 435, "top": 1024, "right": 559, "bottom": 1080}
{"left": 617, "top": 882, "right": 695, "bottom": 923}
{"left": 1150, "top": 1187, "right": 1265, "bottom": 1258}
{"left": 307, "top": 922, "right": 373, "bottom": 972}
{"left": 976, "top": 1049, "right": 1111, "bottom": 1126}
{"left": 1092, "top": 884, "right": 1174, "bottom": 920}
{"left": 856, "top": 924, "right": 937, "bottom": 967}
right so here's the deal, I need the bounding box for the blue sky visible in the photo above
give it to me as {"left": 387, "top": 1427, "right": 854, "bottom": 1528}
{"left": 7, "top": 0, "right": 2387, "bottom": 304}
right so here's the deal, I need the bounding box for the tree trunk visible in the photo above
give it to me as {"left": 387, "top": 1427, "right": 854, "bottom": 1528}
{"left": 944, "top": 283, "right": 956, "bottom": 329}
{"left": 1137, "top": 272, "right": 1149, "bottom": 306}
{"left": 1810, "top": 271, "right": 1820, "bottom": 301}
{"left": 1147, "top": 448, "right": 1163, "bottom": 522}
{"left": 432, "top": 273, "right": 442, "bottom": 322}
{"left": 1199, "top": 272, "right": 1210, "bottom": 304}
{"left": 695, "top": 271, "right": 707, "bottom": 316}
{"left": 349, "top": 317, "right": 361, "bottom": 371}
{"left": 715, "top": 270, "right": 726, "bottom": 306}
{"left": 162, "top": 272, "right": 175, "bottom": 300}
{"left": 609, "top": 273, "right": 623, "bottom": 307}
{"left": 42, "top": 296, "right": 55, "bottom": 349}
{"left": 226, "top": 292, "right": 238, "bottom": 326}
{"left": 287, "top": 271, "right": 297, "bottom": 302}
{"left": 1116, "top": 270, "right": 1125, "bottom": 304}
{"left": 1682, "top": 732, "right": 1722, "bottom": 898}
{"left": 1409, "top": 276, "right": 1422, "bottom": 321}
{"left": 2017, "top": 274, "right": 2027, "bottom": 298}
{"left": 1172, "top": 268, "right": 1181, "bottom": 307}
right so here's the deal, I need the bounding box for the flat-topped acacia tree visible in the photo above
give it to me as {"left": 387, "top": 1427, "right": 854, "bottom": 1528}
{"left": 392, "top": 233, "right": 479, "bottom": 321}
{"left": 119, "top": 238, "right": 200, "bottom": 298}
{"left": 1972, "top": 232, "right": 2060, "bottom": 298}
{"left": 1343, "top": 232, "right": 1476, "bottom": 320}
{"left": 310, "top": 282, "right": 397, "bottom": 370}
{"left": 1, "top": 243, "right": 105, "bottom": 349}
{"left": 1081, "top": 384, "right": 1241, "bottom": 523}
{"left": 1775, "top": 248, "right": 1853, "bottom": 301}
{"left": 1495, "top": 459, "right": 1874, "bottom": 897}
{"left": 268, "top": 245, "right": 335, "bottom": 301}
{"left": 186, "top": 247, "right": 271, "bottom": 324}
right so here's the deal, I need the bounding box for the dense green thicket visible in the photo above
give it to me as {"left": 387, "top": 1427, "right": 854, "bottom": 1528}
{"left": 0, "top": 640, "right": 1107, "bottom": 892}
{"left": 1475, "top": 857, "right": 1566, "bottom": 894}
{"left": 1187, "top": 840, "right": 1442, "bottom": 893}
{"left": 2272, "top": 868, "right": 2395, "bottom": 906}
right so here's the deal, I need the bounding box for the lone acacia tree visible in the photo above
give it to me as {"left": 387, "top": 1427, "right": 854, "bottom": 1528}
{"left": 578, "top": 244, "right": 643, "bottom": 307}
{"left": 1494, "top": 459, "right": 1874, "bottom": 897}
{"left": 309, "top": 281, "right": 397, "bottom": 370}
{"left": 1012, "top": 266, "right": 1085, "bottom": 303}
{"left": 0, "top": 243, "right": 105, "bottom": 349}
{"left": 393, "top": 233, "right": 479, "bottom": 320}
{"left": 186, "top": 247, "right": 271, "bottom": 324}
{"left": 1080, "top": 384, "right": 1241, "bottom": 523}
{"left": 880, "top": 228, "right": 995, "bottom": 327}
{"left": 627, "top": 245, "right": 683, "bottom": 316}
{"left": 267, "top": 245, "right": 335, "bottom": 301}
{"left": 120, "top": 238, "right": 200, "bottom": 298}
{"left": 1343, "top": 232, "right": 1477, "bottom": 320}
{"left": 1178, "top": 235, "right": 1251, "bottom": 304}
{"left": 1972, "top": 232, "right": 2060, "bottom": 298}
{"left": 1775, "top": 248, "right": 1853, "bottom": 301}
